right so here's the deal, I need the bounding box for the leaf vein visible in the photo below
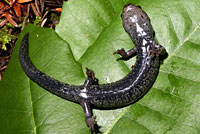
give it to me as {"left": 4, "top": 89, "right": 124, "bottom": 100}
{"left": 32, "top": 92, "right": 48, "bottom": 103}
{"left": 37, "top": 102, "right": 65, "bottom": 127}
{"left": 173, "top": 54, "right": 200, "bottom": 66}
{"left": 28, "top": 78, "right": 37, "bottom": 134}
{"left": 136, "top": 103, "right": 200, "bottom": 130}
{"left": 104, "top": 106, "right": 130, "bottom": 134}
{"left": 123, "top": 116, "right": 154, "bottom": 134}
{"left": 160, "top": 69, "right": 200, "bottom": 83}
{"left": 163, "top": 24, "right": 200, "bottom": 64}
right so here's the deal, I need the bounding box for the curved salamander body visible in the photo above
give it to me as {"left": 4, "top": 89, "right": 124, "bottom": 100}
{"left": 19, "top": 4, "right": 166, "bottom": 132}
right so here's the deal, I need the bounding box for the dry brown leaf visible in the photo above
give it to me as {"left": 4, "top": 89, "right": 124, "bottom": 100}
{"left": 17, "top": 0, "right": 33, "bottom": 3}
{"left": 2, "top": 13, "right": 18, "bottom": 27}
{"left": 13, "top": 3, "right": 22, "bottom": 17}
{"left": 0, "top": 19, "right": 8, "bottom": 27}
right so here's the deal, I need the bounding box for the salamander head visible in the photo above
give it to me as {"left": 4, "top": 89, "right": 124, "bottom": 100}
{"left": 121, "top": 4, "right": 154, "bottom": 40}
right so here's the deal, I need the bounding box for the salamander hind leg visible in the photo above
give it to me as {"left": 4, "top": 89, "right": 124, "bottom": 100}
{"left": 150, "top": 40, "right": 167, "bottom": 57}
{"left": 83, "top": 67, "right": 98, "bottom": 87}
{"left": 80, "top": 101, "right": 96, "bottom": 132}
{"left": 113, "top": 47, "right": 137, "bottom": 61}
{"left": 157, "top": 45, "right": 167, "bottom": 57}
{"left": 82, "top": 68, "right": 100, "bottom": 133}
{"left": 150, "top": 42, "right": 167, "bottom": 58}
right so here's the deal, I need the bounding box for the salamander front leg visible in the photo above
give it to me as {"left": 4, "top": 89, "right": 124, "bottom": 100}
{"left": 113, "top": 47, "right": 137, "bottom": 60}
{"left": 83, "top": 67, "right": 98, "bottom": 87}
{"left": 81, "top": 101, "right": 96, "bottom": 132}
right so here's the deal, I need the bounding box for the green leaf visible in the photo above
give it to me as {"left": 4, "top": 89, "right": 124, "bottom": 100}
{"left": 0, "top": 0, "right": 200, "bottom": 134}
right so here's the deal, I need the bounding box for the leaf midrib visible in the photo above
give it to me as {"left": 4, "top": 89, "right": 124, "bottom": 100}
{"left": 28, "top": 78, "right": 37, "bottom": 134}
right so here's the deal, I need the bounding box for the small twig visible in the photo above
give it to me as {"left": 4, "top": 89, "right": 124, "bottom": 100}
{"left": 40, "top": 0, "right": 44, "bottom": 14}
{"left": 34, "top": 0, "right": 41, "bottom": 16}
{"left": 0, "top": 19, "right": 8, "bottom": 27}
{"left": 0, "top": 5, "right": 10, "bottom": 14}
{"left": 2, "top": 13, "right": 18, "bottom": 27}
{"left": 22, "top": 3, "right": 30, "bottom": 29}
{"left": 40, "top": 10, "right": 48, "bottom": 24}
{"left": 0, "top": 65, "right": 8, "bottom": 71}
{"left": 31, "top": 3, "right": 40, "bottom": 17}
{"left": 40, "top": 18, "right": 47, "bottom": 27}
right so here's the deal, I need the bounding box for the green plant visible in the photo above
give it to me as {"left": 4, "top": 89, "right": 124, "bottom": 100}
{"left": 0, "top": 26, "right": 15, "bottom": 50}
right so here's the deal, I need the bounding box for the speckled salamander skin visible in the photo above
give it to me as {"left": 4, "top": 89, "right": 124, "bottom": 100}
{"left": 20, "top": 4, "right": 166, "bottom": 108}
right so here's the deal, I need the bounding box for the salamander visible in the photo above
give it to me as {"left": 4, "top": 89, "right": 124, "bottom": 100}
{"left": 19, "top": 3, "right": 166, "bottom": 132}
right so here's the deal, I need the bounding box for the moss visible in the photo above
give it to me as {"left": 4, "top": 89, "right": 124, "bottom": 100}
{"left": 0, "top": 26, "right": 16, "bottom": 51}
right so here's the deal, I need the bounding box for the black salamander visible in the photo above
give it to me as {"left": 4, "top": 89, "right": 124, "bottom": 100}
{"left": 19, "top": 4, "right": 166, "bottom": 132}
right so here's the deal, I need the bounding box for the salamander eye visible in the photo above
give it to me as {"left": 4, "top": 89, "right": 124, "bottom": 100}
{"left": 121, "top": 13, "right": 122, "bottom": 18}
{"left": 140, "top": 15, "right": 144, "bottom": 19}
{"left": 137, "top": 5, "right": 142, "bottom": 9}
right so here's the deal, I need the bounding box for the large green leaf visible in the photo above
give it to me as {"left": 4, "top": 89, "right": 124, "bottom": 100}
{"left": 0, "top": 0, "right": 200, "bottom": 134}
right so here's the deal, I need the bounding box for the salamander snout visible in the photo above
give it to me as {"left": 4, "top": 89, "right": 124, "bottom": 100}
{"left": 122, "top": 4, "right": 148, "bottom": 22}
{"left": 121, "top": 4, "right": 153, "bottom": 38}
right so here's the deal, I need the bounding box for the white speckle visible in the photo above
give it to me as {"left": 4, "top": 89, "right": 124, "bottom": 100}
{"left": 130, "top": 16, "right": 138, "bottom": 22}
{"left": 126, "top": 6, "right": 133, "bottom": 11}
{"left": 105, "top": 77, "right": 110, "bottom": 83}
{"left": 80, "top": 87, "right": 88, "bottom": 99}
{"left": 147, "top": 45, "right": 150, "bottom": 52}
{"left": 142, "top": 39, "right": 147, "bottom": 46}
{"left": 136, "top": 23, "right": 147, "bottom": 36}
{"left": 141, "top": 46, "right": 146, "bottom": 53}
{"left": 81, "top": 87, "right": 87, "bottom": 92}
{"left": 80, "top": 92, "right": 88, "bottom": 99}
{"left": 130, "top": 16, "right": 147, "bottom": 36}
